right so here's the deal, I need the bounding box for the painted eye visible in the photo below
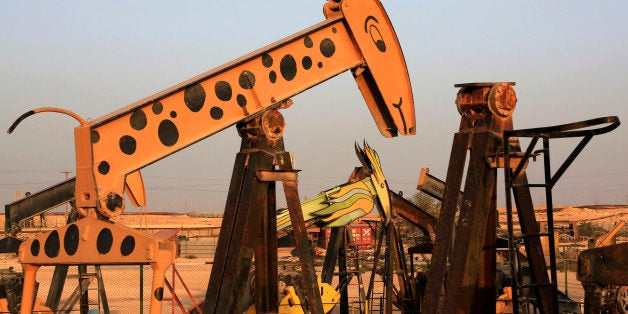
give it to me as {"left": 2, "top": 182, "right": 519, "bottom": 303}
{"left": 364, "top": 16, "right": 386, "bottom": 53}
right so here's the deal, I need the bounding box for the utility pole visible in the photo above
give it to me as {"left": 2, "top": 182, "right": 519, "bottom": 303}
{"left": 60, "top": 170, "right": 72, "bottom": 216}
{"left": 594, "top": 194, "right": 599, "bottom": 208}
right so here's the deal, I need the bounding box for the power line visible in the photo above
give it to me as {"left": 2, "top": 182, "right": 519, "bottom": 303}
{"left": 0, "top": 181, "right": 59, "bottom": 186}
{"left": 0, "top": 170, "right": 62, "bottom": 174}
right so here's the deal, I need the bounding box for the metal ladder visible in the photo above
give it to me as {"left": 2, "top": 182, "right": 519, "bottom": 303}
{"left": 79, "top": 268, "right": 100, "bottom": 312}
{"left": 70, "top": 265, "right": 109, "bottom": 314}
{"left": 503, "top": 116, "right": 620, "bottom": 313}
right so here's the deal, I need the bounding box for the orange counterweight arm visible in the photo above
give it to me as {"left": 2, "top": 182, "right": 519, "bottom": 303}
{"left": 70, "top": 0, "right": 415, "bottom": 217}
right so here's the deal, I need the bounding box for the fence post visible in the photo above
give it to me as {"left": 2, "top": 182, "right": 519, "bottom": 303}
{"left": 140, "top": 265, "right": 144, "bottom": 314}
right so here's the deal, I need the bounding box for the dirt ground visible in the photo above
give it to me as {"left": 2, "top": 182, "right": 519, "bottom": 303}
{"left": 1, "top": 205, "right": 626, "bottom": 312}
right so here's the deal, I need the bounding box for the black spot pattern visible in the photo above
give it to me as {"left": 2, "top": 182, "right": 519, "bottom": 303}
{"left": 262, "top": 53, "right": 273, "bottom": 67}
{"left": 106, "top": 193, "right": 123, "bottom": 211}
{"left": 91, "top": 130, "right": 100, "bottom": 144}
{"left": 184, "top": 84, "right": 206, "bottom": 112}
{"left": 237, "top": 94, "right": 247, "bottom": 107}
{"left": 318, "top": 62, "right": 323, "bottom": 68}
{"left": 210, "top": 107, "right": 224, "bottom": 120}
{"left": 215, "top": 81, "right": 232, "bottom": 101}
{"left": 304, "top": 36, "right": 313, "bottom": 48}
{"left": 239, "top": 71, "right": 256, "bottom": 89}
{"left": 44, "top": 230, "right": 60, "bottom": 258}
{"left": 375, "top": 40, "right": 386, "bottom": 52}
{"left": 154, "top": 287, "right": 164, "bottom": 301}
{"left": 302, "top": 56, "right": 312, "bottom": 70}
{"left": 269, "top": 71, "right": 277, "bottom": 83}
{"left": 320, "top": 38, "right": 336, "bottom": 58}
{"left": 120, "top": 236, "right": 135, "bottom": 256}
{"left": 365, "top": 16, "right": 387, "bottom": 52}
{"left": 64, "top": 224, "right": 79, "bottom": 256}
{"left": 170, "top": 111, "right": 177, "bottom": 118}
{"left": 98, "top": 161, "right": 110, "bottom": 175}
{"left": 332, "top": 27, "right": 337, "bottom": 33}
{"left": 97, "top": 228, "right": 113, "bottom": 254}
{"left": 158, "top": 120, "right": 179, "bottom": 147}
{"left": 152, "top": 101, "right": 164, "bottom": 115}
{"left": 130, "top": 110, "right": 147, "bottom": 130}
{"left": 280, "top": 55, "right": 297, "bottom": 81}
{"left": 119, "top": 135, "right": 137, "bottom": 155}
{"left": 31, "top": 240, "right": 40, "bottom": 256}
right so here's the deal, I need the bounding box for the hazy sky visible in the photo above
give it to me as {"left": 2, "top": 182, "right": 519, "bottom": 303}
{"left": 1, "top": 1, "right": 626, "bottom": 214}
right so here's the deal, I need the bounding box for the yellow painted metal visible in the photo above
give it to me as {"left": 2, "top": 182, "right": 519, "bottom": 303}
{"left": 358, "top": 142, "right": 392, "bottom": 224}
{"left": 247, "top": 278, "right": 340, "bottom": 314}
{"left": 320, "top": 280, "right": 342, "bottom": 313}
{"left": 278, "top": 142, "right": 392, "bottom": 230}
{"left": 278, "top": 286, "right": 304, "bottom": 314}
{"left": 277, "top": 177, "right": 376, "bottom": 231}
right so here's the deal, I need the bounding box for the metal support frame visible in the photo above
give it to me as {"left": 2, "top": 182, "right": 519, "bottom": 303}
{"left": 364, "top": 218, "right": 416, "bottom": 313}
{"left": 4, "top": 178, "right": 75, "bottom": 237}
{"left": 337, "top": 166, "right": 426, "bottom": 313}
{"left": 577, "top": 243, "right": 628, "bottom": 313}
{"left": 202, "top": 109, "right": 323, "bottom": 314}
{"left": 504, "top": 116, "right": 620, "bottom": 313}
{"left": 324, "top": 225, "right": 376, "bottom": 313}
{"left": 421, "top": 85, "right": 620, "bottom": 314}
{"left": 422, "top": 82, "right": 516, "bottom": 314}
{"left": 44, "top": 208, "right": 110, "bottom": 314}
{"left": 422, "top": 130, "right": 501, "bottom": 314}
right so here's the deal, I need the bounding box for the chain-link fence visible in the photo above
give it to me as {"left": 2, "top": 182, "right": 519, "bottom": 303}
{"left": 19, "top": 243, "right": 586, "bottom": 313}
{"left": 32, "top": 263, "right": 211, "bottom": 313}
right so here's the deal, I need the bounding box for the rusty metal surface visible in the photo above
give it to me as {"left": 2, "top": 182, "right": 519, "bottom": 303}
{"left": 0, "top": 236, "right": 22, "bottom": 254}
{"left": 510, "top": 171, "right": 557, "bottom": 313}
{"left": 256, "top": 170, "right": 299, "bottom": 182}
{"left": 417, "top": 168, "right": 445, "bottom": 200}
{"left": 421, "top": 132, "right": 470, "bottom": 314}
{"left": 4, "top": 178, "right": 75, "bottom": 235}
{"left": 203, "top": 152, "right": 249, "bottom": 313}
{"left": 338, "top": 228, "right": 349, "bottom": 313}
{"left": 577, "top": 243, "right": 627, "bottom": 314}
{"left": 279, "top": 154, "right": 324, "bottom": 314}
{"left": 390, "top": 191, "right": 437, "bottom": 236}
{"left": 321, "top": 228, "right": 343, "bottom": 284}
{"left": 423, "top": 82, "right": 561, "bottom": 314}
{"left": 504, "top": 115, "right": 621, "bottom": 314}
{"left": 443, "top": 132, "right": 499, "bottom": 313}
{"left": 365, "top": 222, "right": 386, "bottom": 301}
{"left": 205, "top": 112, "right": 322, "bottom": 313}
{"left": 255, "top": 172, "right": 278, "bottom": 313}
{"left": 577, "top": 243, "right": 628, "bottom": 285}
{"left": 472, "top": 186, "right": 498, "bottom": 314}
{"left": 404, "top": 190, "right": 441, "bottom": 216}
{"left": 204, "top": 121, "right": 280, "bottom": 313}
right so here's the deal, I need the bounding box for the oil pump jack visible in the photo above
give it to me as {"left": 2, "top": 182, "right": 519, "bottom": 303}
{"left": 421, "top": 82, "right": 619, "bottom": 314}
{"left": 276, "top": 143, "right": 437, "bottom": 313}
{"left": 6, "top": 0, "right": 415, "bottom": 313}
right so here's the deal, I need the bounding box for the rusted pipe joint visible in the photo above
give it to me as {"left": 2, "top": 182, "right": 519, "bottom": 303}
{"left": 455, "top": 82, "right": 517, "bottom": 118}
